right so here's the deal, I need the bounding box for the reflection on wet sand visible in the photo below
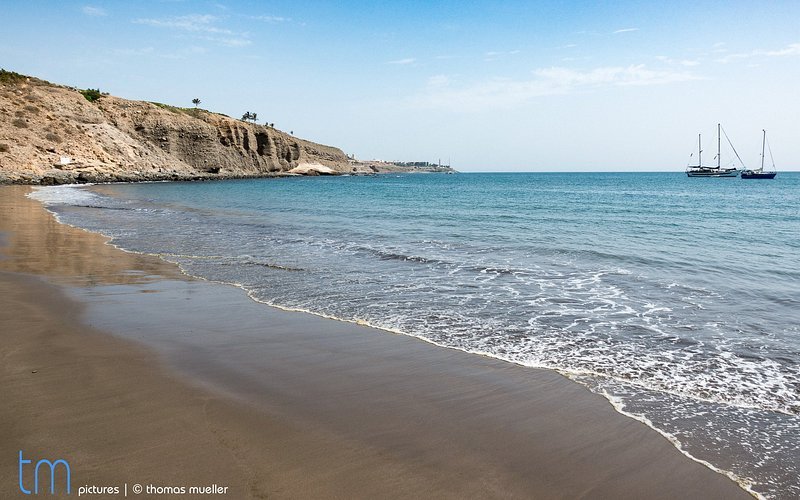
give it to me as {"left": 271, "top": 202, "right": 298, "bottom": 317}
{"left": 0, "top": 186, "right": 179, "bottom": 284}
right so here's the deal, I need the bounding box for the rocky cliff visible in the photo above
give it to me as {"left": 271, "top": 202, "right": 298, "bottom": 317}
{"left": 0, "top": 71, "right": 362, "bottom": 184}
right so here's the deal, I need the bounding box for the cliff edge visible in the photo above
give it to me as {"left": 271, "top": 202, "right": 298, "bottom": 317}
{"left": 0, "top": 71, "right": 362, "bottom": 184}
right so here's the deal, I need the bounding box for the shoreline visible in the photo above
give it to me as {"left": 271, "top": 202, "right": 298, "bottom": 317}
{"left": 1, "top": 185, "right": 752, "bottom": 498}
{"left": 0, "top": 165, "right": 455, "bottom": 188}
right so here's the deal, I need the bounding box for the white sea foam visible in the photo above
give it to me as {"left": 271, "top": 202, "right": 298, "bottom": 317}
{"left": 28, "top": 184, "right": 99, "bottom": 206}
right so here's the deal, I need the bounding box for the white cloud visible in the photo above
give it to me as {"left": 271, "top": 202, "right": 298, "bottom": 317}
{"left": 134, "top": 14, "right": 230, "bottom": 34}
{"left": 82, "top": 6, "right": 107, "bottom": 17}
{"left": 717, "top": 42, "right": 800, "bottom": 63}
{"left": 388, "top": 58, "right": 416, "bottom": 65}
{"left": 613, "top": 28, "right": 639, "bottom": 34}
{"left": 410, "top": 64, "right": 701, "bottom": 111}
{"left": 134, "top": 14, "right": 251, "bottom": 47}
{"left": 483, "top": 49, "right": 521, "bottom": 62}
{"left": 656, "top": 55, "right": 701, "bottom": 67}
{"left": 710, "top": 42, "right": 728, "bottom": 54}
{"left": 205, "top": 36, "right": 251, "bottom": 47}
{"left": 765, "top": 42, "right": 800, "bottom": 56}
{"left": 427, "top": 75, "right": 450, "bottom": 87}
{"left": 536, "top": 65, "right": 699, "bottom": 87}
{"left": 252, "top": 15, "right": 291, "bottom": 23}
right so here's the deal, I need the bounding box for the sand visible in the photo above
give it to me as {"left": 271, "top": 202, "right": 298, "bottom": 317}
{"left": 0, "top": 185, "right": 751, "bottom": 499}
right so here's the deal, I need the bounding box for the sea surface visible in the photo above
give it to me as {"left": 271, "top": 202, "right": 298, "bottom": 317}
{"left": 33, "top": 172, "right": 799, "bottom": 498}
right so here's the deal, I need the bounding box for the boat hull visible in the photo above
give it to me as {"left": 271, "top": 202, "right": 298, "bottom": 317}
{"left": 686, "top": 169, "right": 739, "bottom": 178}
{"left": 741, "top": 171, "right": 776, "bottom": 179}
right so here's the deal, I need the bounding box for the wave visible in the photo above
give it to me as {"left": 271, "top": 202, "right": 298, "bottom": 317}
{"left": 29, "top": 184, "right": 100, "bottom": 206}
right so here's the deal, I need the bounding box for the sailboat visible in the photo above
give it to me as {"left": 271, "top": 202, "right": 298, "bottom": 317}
{"left": 741, "top": 129, "right": 777, "bottom": 179}
{"left": 686, "top": 123, "right": 741, "bottom": 177}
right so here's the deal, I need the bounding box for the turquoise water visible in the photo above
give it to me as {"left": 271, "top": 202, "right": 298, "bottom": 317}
{"left": 35, "top": 172, "right": 800, "bottom": 498}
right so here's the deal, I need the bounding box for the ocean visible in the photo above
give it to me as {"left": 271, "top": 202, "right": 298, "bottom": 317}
{"left": 32, "top": 172, "right": 800, "bottom": 498}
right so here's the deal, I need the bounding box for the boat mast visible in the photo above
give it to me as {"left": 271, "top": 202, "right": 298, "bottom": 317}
{"left": 761, "top": 129, "right": 766, "bottom": 171}
{"left": 698, "top": 134, "right": 702, "bottom": 167}
{"left": 717, "top": 123, "right": 721, "bottom": 169}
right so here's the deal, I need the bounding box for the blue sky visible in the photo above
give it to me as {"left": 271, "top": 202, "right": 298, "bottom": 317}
{"left": 2, "top": 1, "right": 799, "bottom": 171}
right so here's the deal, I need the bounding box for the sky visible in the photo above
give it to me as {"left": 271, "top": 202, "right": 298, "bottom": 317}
{"left": 2, "top": 1, "right": 799, "bottom": 171}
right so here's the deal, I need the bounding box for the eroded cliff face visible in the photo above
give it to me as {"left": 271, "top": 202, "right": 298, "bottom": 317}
{"left": 0, "top": 74, "right": 355, "bottom": 184}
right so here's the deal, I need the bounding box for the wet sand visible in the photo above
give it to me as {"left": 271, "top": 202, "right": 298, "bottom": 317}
{"left": 0, "top": 185, "right": 751, "bottom": 499}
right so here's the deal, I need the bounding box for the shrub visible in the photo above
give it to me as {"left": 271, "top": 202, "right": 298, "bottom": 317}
{"left": 0, "top": 143, "right": 9, "bottom": 153}
{"left": 149, "top": 101, "right": 183, "bottom": 114}
{"left": 80, "top": 88, "right": 103, "bottom": 102}
{"left": 0, "top": 69, "right": 26, "bottom": 85}
{"left": 12, "top": 118, "right": 28, "bottom": 128}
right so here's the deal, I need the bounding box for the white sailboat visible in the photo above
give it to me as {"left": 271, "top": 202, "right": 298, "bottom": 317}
{"left": 686, "top": 123, "right": 741, "bottom": 177}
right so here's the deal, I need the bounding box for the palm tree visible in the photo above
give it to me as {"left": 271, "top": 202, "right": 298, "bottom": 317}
{"left": 192, "top": 98, "right": 201, "bottom": 108}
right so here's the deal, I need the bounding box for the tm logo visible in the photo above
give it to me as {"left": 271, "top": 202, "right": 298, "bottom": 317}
{"left": 18, "top": 451, "right": 71, "bottom": 495}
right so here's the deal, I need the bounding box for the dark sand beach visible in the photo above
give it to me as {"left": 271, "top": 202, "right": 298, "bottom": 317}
{"left": 0, "top": 185, "right": 751, "bottom": 499}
